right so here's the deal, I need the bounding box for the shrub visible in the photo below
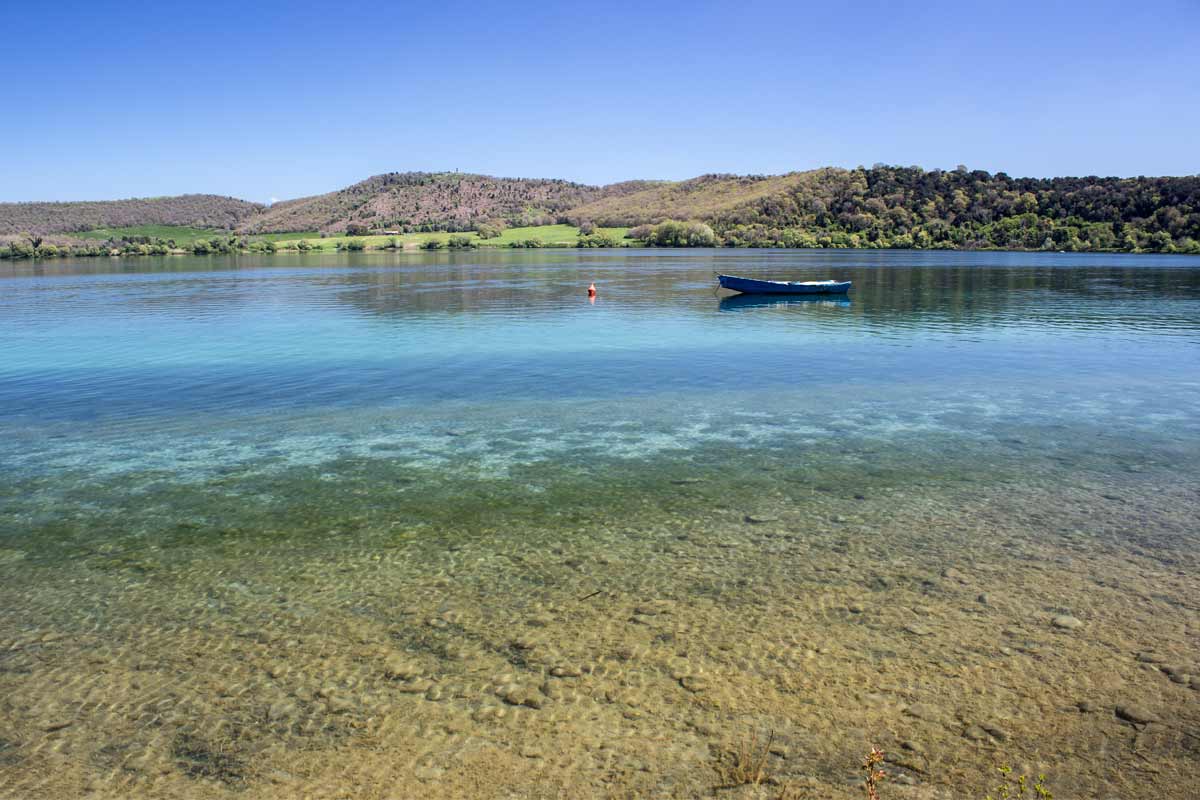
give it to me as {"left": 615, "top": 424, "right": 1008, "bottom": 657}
{"left": 346, "top": 222, "right": 370, "bottom": 236}
{"left": 337, "top": 239, "right": 366, "bottom": 251}
{"left": 576, "top": 232, "right": 618, "bottom": 248}
{"left": 421, "top": 239, "right": 445, "bottom": 250}
{"left": 447, "top": 235, "right": 476, "bottom": 249}
{"left": 640, "top": 220, "right": 718, "bottom": 247}
{"left": 475, "top": 222, "right": 503, "bottom": 240}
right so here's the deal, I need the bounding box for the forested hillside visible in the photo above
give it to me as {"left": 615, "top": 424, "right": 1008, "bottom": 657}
{"left": 0, "top": 195, "right": 263, "bottom": 236}
{"left": 4, "top": 167, "right": 1198, "bottom": 255}
{"left": 568, "top": 166, "right": 1200, "bottom": 252}
{"left": 237, "top": 172, "right": 654, "bottom": 234}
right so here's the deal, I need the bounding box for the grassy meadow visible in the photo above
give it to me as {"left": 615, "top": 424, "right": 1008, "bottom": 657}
{"left": 53, "top": 224, "right": 634, "bottom": 254}
{"left": 280, "top": 224, "right": 631, "bottom": 251}
{"left": 64, "top": 225, "right": 224, "bottom": 245}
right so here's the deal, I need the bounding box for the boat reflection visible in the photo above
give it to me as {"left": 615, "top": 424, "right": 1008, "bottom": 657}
{"left": 718, "top": 294, "right": 853, "bottom": 312}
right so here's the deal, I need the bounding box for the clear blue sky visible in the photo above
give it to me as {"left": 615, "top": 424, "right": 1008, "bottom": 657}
{"left": 5, "top": 0, "right": 1198, "bottom": 203}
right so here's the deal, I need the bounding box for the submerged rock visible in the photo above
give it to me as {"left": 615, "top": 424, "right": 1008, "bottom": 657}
{"left": 1052, "top": 615, "right": 1083, "bottom": 630}
{"left": 383, "top": 657, "right": 423, "bottom": 680}
{"left": 1115, "top": 704, "right": 1158, "bottom": 724}
{"left": 498, "top": 685, "right": 545, "bottom": 709}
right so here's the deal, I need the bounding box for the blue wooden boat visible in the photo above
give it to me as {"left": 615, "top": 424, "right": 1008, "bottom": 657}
{"left": 718, "top": 274, "right": 852, "bottom": 295}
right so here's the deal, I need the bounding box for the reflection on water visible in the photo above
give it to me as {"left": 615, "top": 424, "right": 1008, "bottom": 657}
{"left": 718, "top": 293, "right": 853, "bottom": 311}
{"left": 1, "top": 249, "right": 1199, "bottom": 799}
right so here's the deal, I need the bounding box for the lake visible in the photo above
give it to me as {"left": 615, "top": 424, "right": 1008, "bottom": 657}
{"left": 2, "top": 249, "right": 1199, "bottom": 799}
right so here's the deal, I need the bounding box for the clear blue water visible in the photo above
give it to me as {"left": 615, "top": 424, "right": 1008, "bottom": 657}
{"left": 2, "top": 249, "right": 1197, "bottom": 487}
{"left": 2, "top": 249, "right": 1200, "bottom": 798}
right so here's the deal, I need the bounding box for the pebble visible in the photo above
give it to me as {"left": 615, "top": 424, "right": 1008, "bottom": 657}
{"left": 1136, "top": 651, "right": 1165, "bottom": 664}
{"left": 680, "top": 675, "right": 710, "bottom": 693}
{"left": 983, "top": 724, "right": 1008, "bottom": 741}
{"left": 963, "top": 725, "right": 991, "bottom": 742}
{"left": 325, "top": 695, "right": 353, "bottom": 714}
{"left": 903, "top": 703, "right": 942, "bottom": 722}
{"left": 267, "top": 701, "right": 296, "bottom": 722}
{"left": 1115, "top": 704, "right": 1157, "bottom": 724}
{"left": 383, "top": 657, "right": 423, "bottom": 680}
{"left": 976, "top": 593, "right": 990, "bottom": 605}
{"left": 744, "top": 514, "right": 778, "bottom": 524}
{"left": 540, "top": 681, "right": 568, "bottom": 701}
{"left": 941, "top": 568, "right": 968, "bottom": 583}
{"left": 1052, "top": 615, "right": 1083, "bottom": 630}
{"left": 396, "top": 679, "right": 435, "bottom": 694}
{"left": 904, "top": 624, "right": 933, "bottom": 636}
{"left": 848, "top": 603, "right": 865, "bottom": 614}
{"left": 634, "top": 602, "right": 671, "bottom": 616}
{"left": 550, "top": 665, "right": 582, "bottom": 678}
{"left": 499, "top": 686, "right": 545, "bottom": 709}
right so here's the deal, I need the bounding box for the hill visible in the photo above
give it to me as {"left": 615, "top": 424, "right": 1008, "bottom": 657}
{"left": 4, "top": 166, "right": 1199, "bottom": 254}
{"left": 0, "top": 194, "right": 263, "bottom": 236}
{"left": 237, "top": 172, "right": 655, "bottom": 235}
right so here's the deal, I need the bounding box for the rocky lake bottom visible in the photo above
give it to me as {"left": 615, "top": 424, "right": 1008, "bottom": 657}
{"left": 2, "top": 431, "right": 1198, "bottom": 800}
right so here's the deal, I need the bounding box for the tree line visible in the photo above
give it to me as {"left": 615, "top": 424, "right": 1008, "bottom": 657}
{"left": 572, "top": 167, "right": 1200, "bottom": 253}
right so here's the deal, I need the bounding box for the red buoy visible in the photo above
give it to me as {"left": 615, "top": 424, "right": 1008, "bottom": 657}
{"left": 587, "top": 282, "right": 596, "bottom": 297}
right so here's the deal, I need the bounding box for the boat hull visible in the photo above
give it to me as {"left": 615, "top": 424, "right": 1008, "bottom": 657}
{"left": 717, "top": 274, "right": 852, "bottom": 295}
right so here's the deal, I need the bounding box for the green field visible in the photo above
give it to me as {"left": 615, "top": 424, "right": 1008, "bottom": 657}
{"left": 285, "top": 225, "right": 632, "bottom": 251}
{"left": 250, "top": 230, "right": 321, "bottom": 242}
{"left": 65, "top": 225, "right": 225, "bottom": 245}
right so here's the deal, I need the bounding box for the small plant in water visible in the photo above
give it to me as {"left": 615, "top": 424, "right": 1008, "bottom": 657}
{"left": 985, "top": 766, "right": 1053, "bottom": 799}
{"left": 862, "top": 747, "right": 886, "bottom": 800}
{"left": 716, "top": 730, "right": 774, "bottom": 787}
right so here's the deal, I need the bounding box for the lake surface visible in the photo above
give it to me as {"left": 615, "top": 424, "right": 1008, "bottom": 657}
{"left": 2, "top": 249, "right": 1199, "bottom": 799}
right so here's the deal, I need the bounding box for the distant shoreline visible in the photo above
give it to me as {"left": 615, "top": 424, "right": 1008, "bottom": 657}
{"left": 5, "top": 221, "right": 1200, "bottom": 261}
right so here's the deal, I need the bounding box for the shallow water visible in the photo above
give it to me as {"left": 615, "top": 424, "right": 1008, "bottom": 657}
{"left": 1, "top": 249, "right": 1198, "bottom": 799}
